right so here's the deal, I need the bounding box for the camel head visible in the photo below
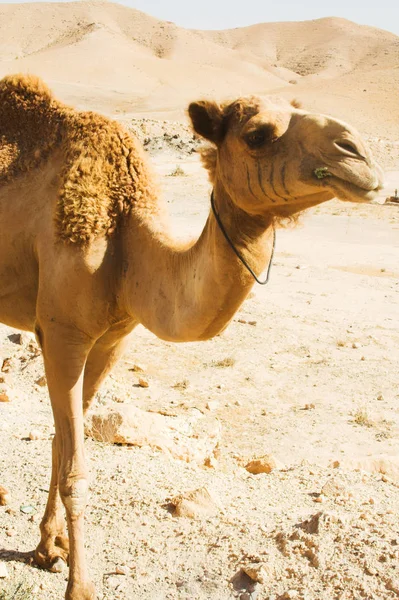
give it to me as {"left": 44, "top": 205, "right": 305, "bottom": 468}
{"left": 188, "top": 96, "right": 383, "bottom": 218}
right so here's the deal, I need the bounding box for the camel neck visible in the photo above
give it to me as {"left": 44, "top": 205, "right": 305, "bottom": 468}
{"left": 122, "top": 185, "right": 274, "bottom": 342}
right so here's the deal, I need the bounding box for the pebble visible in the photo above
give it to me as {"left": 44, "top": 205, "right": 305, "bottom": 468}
{"left": 0, "top": 486, "right": 9, "bottom": 506}
{"left": 206, "top": 400, "right": 220, "bottom": 411}
{"left": 377, "top": 393, "right": 384, "bottom": 401}
{"left": 114, "top": 566, "right": 129, "bottom": 575}
{"left": 0, "top": 388, "right": 10, "bottom": 403}
{"left": 35, "top": 376, "right": 47, "bottom": 387}
{"left": 0, "top": 562, "right": 8, "bottom": 578}
{"left": 352, "top": 342, "right": 361, "bottom": 349}
{"left": 245, "top": 455, "right": 277, "bottom": 475}
{"left": 242, "top": 562, "right": 270, "bottom": 584}
{"left": 386, "top": 579, "right": 399, "bottom": 594}
{"left": 8, "top": 333, "right": 27, "bottom": 345}
{"left": 171, "top": 486, "right": 220, "bottom": 519}
{"left": 138, "top": 378, "right": 149, "bottom": 388}
{"left": 29, "top": 429, "right": 44, "bottom": 440}
{"left": 129, "top": 363, "right": 144, "bottom": 372}
{"left": 321, "top": 476, "right": 348, "bottom": 498}
{"left": 20, "top": 504, "right": 36, "bottom": 515}
{"left": 1, "top": 358, "right": 12, "bottom": 372}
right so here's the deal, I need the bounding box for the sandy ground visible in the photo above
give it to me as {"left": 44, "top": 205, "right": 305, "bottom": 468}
{"left": 1, "top": 3, "right": 399, "bottom": 598}
{"left": 1, "top": 140, "right": 399, "bottom": 599}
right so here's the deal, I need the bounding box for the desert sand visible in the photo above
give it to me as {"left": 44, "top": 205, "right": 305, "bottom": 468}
{"left": 1, "top": 3, "right": 399, "bottom": 599}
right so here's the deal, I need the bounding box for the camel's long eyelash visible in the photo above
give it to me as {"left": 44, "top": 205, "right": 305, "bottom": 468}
{"left": 244, "top": 125, "right": 278, "bottom": 149}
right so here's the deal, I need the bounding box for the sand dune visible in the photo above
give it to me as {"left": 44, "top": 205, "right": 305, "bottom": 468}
{"left": 0, "top": 1, "right": 398, "bottom": 138}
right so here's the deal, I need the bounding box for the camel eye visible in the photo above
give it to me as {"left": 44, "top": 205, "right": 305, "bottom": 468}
{"left": 245, "top": 130, "right": 267, "bottom": 148}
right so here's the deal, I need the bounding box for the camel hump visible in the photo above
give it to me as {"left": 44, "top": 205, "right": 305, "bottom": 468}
{"left": 0, "top": 74, "right": 54, "bottom": 106}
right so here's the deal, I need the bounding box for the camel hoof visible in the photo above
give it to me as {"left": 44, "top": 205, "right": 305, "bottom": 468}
{"left": 34, "top": 544, "right": 69, "bottom": 572}
{"left": 65, "top": 581, "right": 96, "bottom": 600}
{"left": 50, "top": 557, "right": 67, "bottom": 573}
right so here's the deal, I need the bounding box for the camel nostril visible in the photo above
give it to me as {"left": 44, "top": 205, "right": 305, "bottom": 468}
{"left": 334, "top": 140, "right": 365, "bottom": 160}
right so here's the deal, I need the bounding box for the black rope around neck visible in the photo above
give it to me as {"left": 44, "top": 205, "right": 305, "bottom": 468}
{"left": 210, "top": 190, "right": 276, "bottom": 286}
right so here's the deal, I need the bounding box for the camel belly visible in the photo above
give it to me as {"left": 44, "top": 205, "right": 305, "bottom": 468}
{"left": 0, "top": 185, "right": 41, "bottom": 332}
{"left": 0, "top": 249, "right": 38, "bottom": 332}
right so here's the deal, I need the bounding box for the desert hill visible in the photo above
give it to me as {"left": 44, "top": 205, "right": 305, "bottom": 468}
{"left": 0, "top": 1, "right": 398, "bottom": 139}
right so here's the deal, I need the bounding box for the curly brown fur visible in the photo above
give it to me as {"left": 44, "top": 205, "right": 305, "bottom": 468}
{"left": 0, "top": 74, "right": 158, "bottom": 245}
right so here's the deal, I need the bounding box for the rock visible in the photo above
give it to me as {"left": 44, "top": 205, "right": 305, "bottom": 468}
{"left": 245, "top": 455, "right": 277, "bottom": 475}
{"left": 35, "top": 375, "right": 47, "bottom": 387}
{"left": 386, "top": 579, "right": 399, "bottom": 594}
{"left": 129, "top": 363, "right": 144, "bottom": 372}
{"left": 242, "top": 562, "right": 270, "bottom": 584}
{"left": 0, "top": 486, "right": 9, "bottom": 506}
{"left": 29, "top": 430, "right": 44, "bottom": 440}
{"left": 85, "top": 405, "right": 221, "bottom": 466}
{"left": 114, "top": 566, "right": 130, "bottom": 575}
{"left": 20, "top": 504, "right": 36, "bottom": 515}
{"left": 171, "top": 486, "right": 220, "bottom": 519}
{"left": 206, "top": 400, "right": 220, "bottom": 411}
{"left": 1, "top": 358, "right": 12, "bottom": 372}
{"left": 283, "top": 591, "right": 299, "bottom": 599}
{"left": 8, "top": 332, "right": 28, "bottom": 345}
{"left": 352, "top": 342, "right": 361, "bottom": 349}
{"left": 0, "top": 387, "right": 10, "bottom": 403}
{"left": 138, "top": 378, "right": 149, "bottom": 388}
{"left": 321, "top": 476, "right": 348, "bottom": 498}
{"left": 0, "top": 562, "right": 8, "bottom": 578}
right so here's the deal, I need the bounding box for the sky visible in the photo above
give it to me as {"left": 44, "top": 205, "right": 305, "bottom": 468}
{"left": 2, "top": 0, "right": 399, "bottom": 36}
{"left": 116, "top": 0, "right": 399, "bottom": 35}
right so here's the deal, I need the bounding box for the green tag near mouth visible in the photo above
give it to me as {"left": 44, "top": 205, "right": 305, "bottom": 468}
{"left": 314, "top": 167, "right": 332, "bottom": 179}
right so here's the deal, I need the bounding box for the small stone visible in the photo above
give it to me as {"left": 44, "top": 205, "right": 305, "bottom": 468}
{"left": 242, "top": 562, "right": 270, "bottom": 584}
{"left": 8, "top": 333, "right": 26, "bottom": 345}
{"left": 0, "top": 562, "right": 8, "bottom": 578}
{"left": 35, "top": 376, "right": 47, "bottom": 387}
{"left": 303, "top": 403, "right": 315, "bottom": 410}
{"left": 352, "top": 342, "right": 361, "bottom": 349}
{"left": 248, "top": 321, "right": 257, "bottom": 326}
{"left": 365, "top": 564, "right": 377, "bottom": 576}
{"left": 20, "top": 504, "right": 36, "bottom": 515}
{"left": 386, "top": 579, "right": 399, "bottom": 594}
{"left": 138, "top": 378, "right": 149, "bottom": 388}
{"left": 0, "top": 486, "right": 10, "bottom": 506}
{"left": 114, "top": 566, "right": 129, "bottom": 575}
{"left": 0, "top": 388, "right": 10, "bottom": 403}
{"left": 29, "top": 430, "right": 44, "bottom": 441}
{"left": 1, "top": 358, "right": 12, "bottom": 372}
{"left": 171, "top": 487, "right": 220, "bottom": 519}
{"left": 281, "top": 591, "right": 299, "bottom": 599}
{"left": 376, "top": 394, "right": 384, "bottom": 401}
{"left": 245, "top": 455, "right": 277, "bottom": 475}
{"left": 331, "top": 461, "right": 340, "bottom": 469}
{"left": 129, "top": 364, "right": 144, "bottom": 372}
{"left": 314, "top": 495, "right": 325, "bottom": 503}
{"left": 321, "top": 476, "right": 348, "bottom": 498}
{"left": 206, "top": 401, "right": 220, "bottom": 411}
{"left": 6, "top": 530, "right": 14, "bottom": 537}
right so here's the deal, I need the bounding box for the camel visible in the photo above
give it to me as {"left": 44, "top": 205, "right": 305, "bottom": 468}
{"left": 0, "top": 74, "right": 383, "bottom": 600}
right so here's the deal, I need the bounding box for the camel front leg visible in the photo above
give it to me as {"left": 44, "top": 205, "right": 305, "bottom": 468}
{"left": 39, "top": 321, "right": 96, "bottom": 600}
{"left": 35, "top": 436, "right": 69, "bottom": 572}
{"left": 83, "top": 324, "right": 134, "bottom": 413}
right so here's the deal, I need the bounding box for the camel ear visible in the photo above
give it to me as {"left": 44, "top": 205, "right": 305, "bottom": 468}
{"left": 188, "top": 100, "right": 224, "bottom": 144}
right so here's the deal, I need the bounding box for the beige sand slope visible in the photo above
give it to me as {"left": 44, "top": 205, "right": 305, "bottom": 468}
{"left": 0, "top": 1, "right": 398, "bottom": 138}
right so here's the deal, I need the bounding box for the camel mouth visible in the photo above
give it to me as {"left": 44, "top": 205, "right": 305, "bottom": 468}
{"left": 326, "top": 174, "right": 383, "bottom": 203}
